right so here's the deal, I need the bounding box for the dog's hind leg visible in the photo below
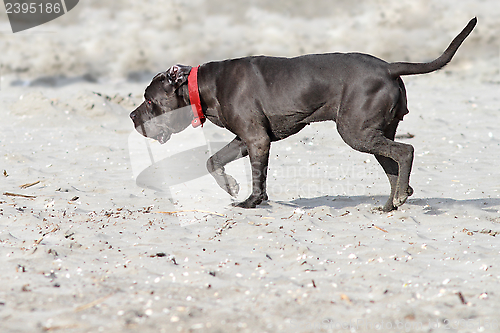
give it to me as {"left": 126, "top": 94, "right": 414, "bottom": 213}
{"left": 374, "top": 154, "right": 413, "bottom": 211}
{"left": 375, "top": 153, "right": 399, "bottom": 212}
{"left": 207, "top": 137, "right": 248, "bottom": 197}
{"left": 338, "top": 126, "right": 414, "bottom": 211}
{"left": 336, "top": 91, "right": 414, "bottom": 211}
{"left": 374, "top": 119, "right": 413, "bottom": 211}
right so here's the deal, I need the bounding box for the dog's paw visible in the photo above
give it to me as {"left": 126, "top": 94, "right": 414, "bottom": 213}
{"left": 231, "top": 201, "right": 256, "bottom": 209}
{"left": 231, "top": 195, "right": 263, "bottom": 209}
{"left": 377, "top": 202, "right": 397, "bottom": 212}
{"left": 407, "top": 185, "right": 414, "bottom": 197}
{"left": 393, "top": 186, "right": 414, "bottom": 208}
{"left": 223, "top": 175, "right": 240, "bottom": 197}
{"left": 214, "top": 173, "right": 240, "bottom": 197}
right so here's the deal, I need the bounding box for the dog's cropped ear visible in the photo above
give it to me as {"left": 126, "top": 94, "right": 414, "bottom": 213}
{"left": 166, "top": 64, "right": 192, "bottom": 89}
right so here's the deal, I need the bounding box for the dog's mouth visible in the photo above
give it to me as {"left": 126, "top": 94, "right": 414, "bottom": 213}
{"left": 156, "top": 131, "right": 172, "bottom": 144}
{"left": 134, "top": 123, "right": 172, "bottom": 144}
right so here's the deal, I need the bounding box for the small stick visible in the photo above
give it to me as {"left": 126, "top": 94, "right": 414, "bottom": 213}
{"left": 42, "top": 324, "right": 79, "bottom": 331}
{"left": 457, "top": 292, "right": 467, "bottom": 305}
{"left": 74, "top": 293, "right": 113, "bottom": 312}
{"left": 43, "top": 226, "right": 60, "bottom": 237}
{"left": 33, "top": 226, "right": 60, "bottom": 246}
{"left": 155, "top": 210, "right": 224, "bottom": 217}
{"left": 19, "top": 180, "right": 41, "bottom": 189}
{"left": 3, "top": 192, "right": 36, "bottom": 198}
{"left": 373, "top": 225, "right": 388, "bottom": 233}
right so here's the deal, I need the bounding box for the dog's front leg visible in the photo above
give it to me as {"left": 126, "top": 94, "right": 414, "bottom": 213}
{"left": 207, "top": 137, "right": 248, "bottom": 197}
{"left": 231, "top": 136, "right": 270, "bottom": 208}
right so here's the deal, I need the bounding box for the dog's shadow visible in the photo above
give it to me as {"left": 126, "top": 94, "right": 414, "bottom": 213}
{"left": 276, "top": 195, "right": 500, "bottom": 217}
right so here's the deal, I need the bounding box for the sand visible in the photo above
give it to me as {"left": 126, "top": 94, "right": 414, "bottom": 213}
{"left": 1, "top": 1, "right": 499, "bottom": 332}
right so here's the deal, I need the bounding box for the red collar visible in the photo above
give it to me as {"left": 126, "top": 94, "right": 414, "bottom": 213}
{"left": 187, "top": 65, "right": 205, "bottom": 128}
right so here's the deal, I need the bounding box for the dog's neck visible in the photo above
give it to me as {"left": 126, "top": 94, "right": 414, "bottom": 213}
{"left": 177, "top": 65, "right": 223, "bottom": 128}
{"left": 187, "top": 66, "right": 205, "bottom": 127}
{"left": 175, "top": 83, "right": 201, "bottom": 125}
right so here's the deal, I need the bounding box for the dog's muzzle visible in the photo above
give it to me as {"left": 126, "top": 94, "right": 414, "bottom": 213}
{"left": 156, "top": 131, "right": 172, "bottom": 144}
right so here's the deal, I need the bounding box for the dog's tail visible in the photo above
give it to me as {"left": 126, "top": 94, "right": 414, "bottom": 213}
{"left": 388, "top": 17, "right": 477, "bottom": 78}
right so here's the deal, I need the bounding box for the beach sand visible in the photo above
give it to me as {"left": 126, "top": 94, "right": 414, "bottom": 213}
{"left": 1, "top": 1, "right": 499, "bottom": 332}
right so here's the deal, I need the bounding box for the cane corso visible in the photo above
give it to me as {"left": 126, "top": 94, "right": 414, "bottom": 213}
{"left": 130, "top": 18, "right": 477, "bottom": 211}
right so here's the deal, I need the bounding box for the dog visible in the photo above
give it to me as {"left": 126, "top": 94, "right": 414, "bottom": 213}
{"left": 130, "top": 18, "right": 476, "bottom": 211}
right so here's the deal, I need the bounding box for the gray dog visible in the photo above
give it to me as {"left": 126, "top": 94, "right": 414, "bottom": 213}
{"left": 130, "top": 18, "right": 476, "bottom": 211}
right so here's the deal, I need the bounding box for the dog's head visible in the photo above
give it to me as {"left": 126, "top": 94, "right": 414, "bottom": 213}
{"left": 130, "top": 64, "right": 193, "bottom": 144}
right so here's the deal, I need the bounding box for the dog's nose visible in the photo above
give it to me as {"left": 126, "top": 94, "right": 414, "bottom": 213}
{"left": 130, "top": 111, "right": 137, "bottom": 120}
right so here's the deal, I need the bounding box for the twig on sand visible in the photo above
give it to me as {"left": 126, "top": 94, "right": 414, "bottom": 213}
{"left": 42, "top": 324, "right": 79, "bottom": 331}
{"left": 211, "top": 219, "right": 237, "bottom": 239}
{"left": 155, "top": 209, "right": 224, "bottom": 217}
{"left": 372, "top": 224, "right": 388, "bottom": 233}
{"left": 457, "top": 292, "right": 467, "bottom": 305}
{"left": 19, "top": 180, "right": 41, "bottom": 189}
{"left": 74, "top": 293, "right": 114, "bottom": 312}
{"left": 3, "top": 192, "right": 36, "bottom": 198}
{"left": 33, "top": 226, "right": 60, "bottom": 247}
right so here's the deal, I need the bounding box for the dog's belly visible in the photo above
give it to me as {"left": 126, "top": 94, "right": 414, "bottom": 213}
{"left": 259, "top": 80, "right": 341, "bottom": 141}
{"left": 264, "top": 103, "right": 338, "bottom": 141}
